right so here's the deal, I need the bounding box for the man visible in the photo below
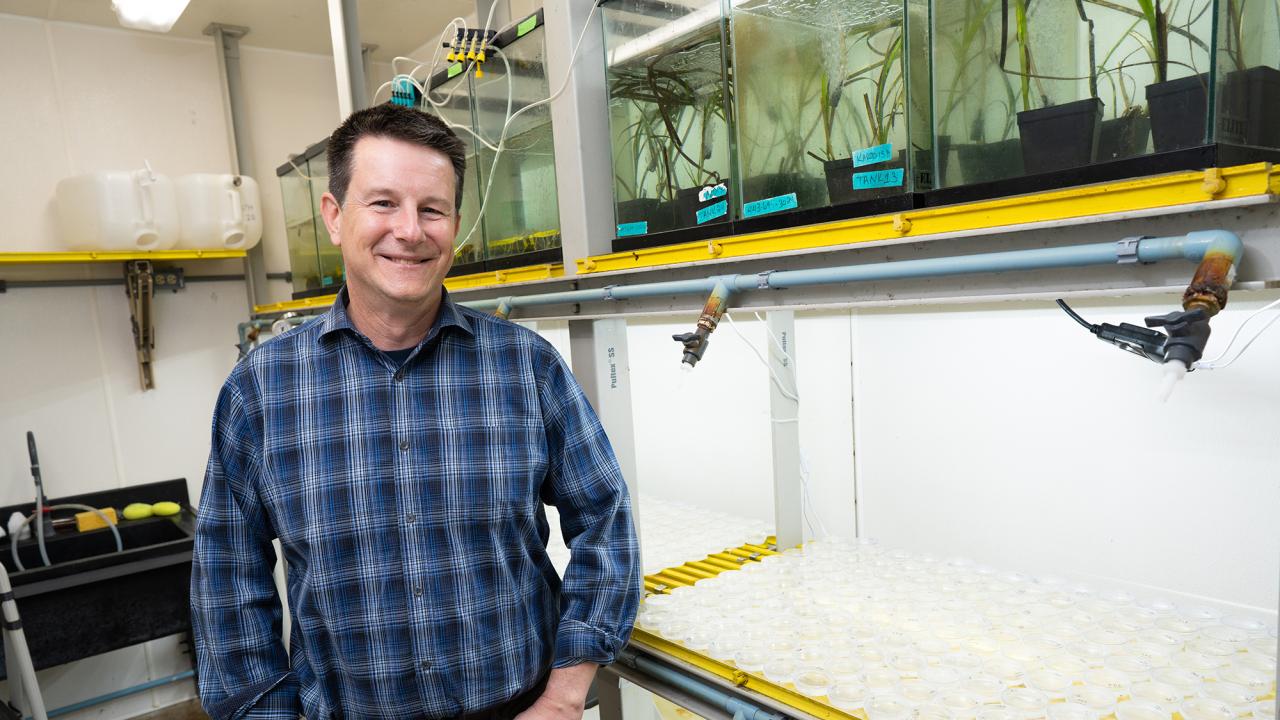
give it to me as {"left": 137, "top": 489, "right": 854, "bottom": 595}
{"left": 191, "top": 104, "right": 642, "bottom": 720}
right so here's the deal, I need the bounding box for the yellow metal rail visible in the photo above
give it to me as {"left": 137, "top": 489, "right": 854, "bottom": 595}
{"left": 0, "top": 249, "right": 248, "bottom": 265}
{"left": 252, "top": 263, "right": 565, "bottom": 315}
{"left": 635, "top": 536, "right": 862, "bottom": 719}
{"left": 577, "top": 163, "right": 1280, "bottom": 275}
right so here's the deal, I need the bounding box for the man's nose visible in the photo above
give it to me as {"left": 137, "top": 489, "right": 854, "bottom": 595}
{"left": 391, "top": 204, "right": 423, "bottom": 241}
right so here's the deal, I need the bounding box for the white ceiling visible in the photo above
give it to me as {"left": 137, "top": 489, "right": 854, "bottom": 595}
{"left": 0, "top": 0, "right": 476, "bottom": 63}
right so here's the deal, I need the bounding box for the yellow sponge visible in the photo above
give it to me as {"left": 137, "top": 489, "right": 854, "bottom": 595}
{"left": 123, "top": 503, "right": 153, "bottom": 520}
{"left": 151, "top": 501, "right": 181, "bottom": 517}
{"left": 75, "top": 507, "right": 118, "bottom": 532}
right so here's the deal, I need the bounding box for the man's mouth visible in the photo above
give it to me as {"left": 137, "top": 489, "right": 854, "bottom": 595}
{"left": 380, "top": 255, "right": 430, "bottom": 266}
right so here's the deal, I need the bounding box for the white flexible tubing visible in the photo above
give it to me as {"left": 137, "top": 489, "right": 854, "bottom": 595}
{"left": 1193, "top": 296, "right": 1280, "bottom": 369}
{"left": 0, "top": 564, "right": 47, "bottom": 720}
{"left": 10, "top": 504, "right": 124, "bottom": 573}
{"left": 453, "top": 3, "right": 601, "bottom": 254}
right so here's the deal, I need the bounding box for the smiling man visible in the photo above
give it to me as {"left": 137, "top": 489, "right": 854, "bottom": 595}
{"left": 191, "top": 105, "right": 641, "bottom": 720}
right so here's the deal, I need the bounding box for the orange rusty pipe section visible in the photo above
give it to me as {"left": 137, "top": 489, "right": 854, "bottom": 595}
{"left": 1183, "top": 252, "right": 1235, "bottom": 317}
{"left": 675, "top": 278, "right": 735, "bottom": 367}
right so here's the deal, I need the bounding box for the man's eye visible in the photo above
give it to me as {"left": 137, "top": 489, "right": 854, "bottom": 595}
{"left": 372, "top": 200, "right": 394, "bottom": 209}
{"left": 420, "top": 207, "right": 445, "bottom": 217}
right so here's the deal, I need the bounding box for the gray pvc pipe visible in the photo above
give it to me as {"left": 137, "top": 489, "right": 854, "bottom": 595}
{"left": 462, "top": 231, "right": 1243, "bottom": 314}
{"left": 625, "top": 651, "right": 783, "bottom": 720}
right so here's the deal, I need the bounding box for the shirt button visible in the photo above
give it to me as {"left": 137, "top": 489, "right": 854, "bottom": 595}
{"left": 405, "top": 513, "right": 416, "bottom": 524}
{"left": 399, "top": 439, "right": 409, "bottom": 451}
{"left": 420, "top": 660, "right": 431, "bottom": 670}
{"left": 414, "top": 583, "right": 423, "bottom": 597}
{"left": 393, "top": 370, "right": 404, "bottom": 382}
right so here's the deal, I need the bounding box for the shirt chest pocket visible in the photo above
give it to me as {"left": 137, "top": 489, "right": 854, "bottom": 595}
{"left": 426, "top": 421, "right": 548, "bottom": 521}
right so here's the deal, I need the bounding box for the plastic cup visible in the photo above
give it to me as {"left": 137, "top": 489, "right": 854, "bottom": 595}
{"left": 1130, "top": 680, "right": 1184, "bottom": 706}
{"left": 982, "top": 657, "right": 1025, "bottom": 685}
{"left": 1068, "top": 641, "right": 1112, "bottom": 668}
{"left": 1202, "top": 625, "right": 1250, "bottom": 646}
{"left": 977, "top": 709, "right": 1023, "bottom": 720}
{"left": 920, "top": 666, "right": 963, "bottom": 687}
{"left": 937, "top": 689, "right": 981, "bottom": 720}
{"left": 1197, "top": 680, "right": 1256, "bottom": 711}
{"left": 829, "top": 683, "right": 867, "bottom": 712}
{"left": 1026, "top": 669, "right": 1073, "bottom": 700}
{"left": 901, "top": 680, "right": 938, "bottom": 704}
{"left": 864, "top": 667, "right": 901, "bottom": 691}
{"left": 1001, "top": 687, "right": 1050, "bottom": 720}
{"left": 1190, "top": 638, "right": 1241, "bottom": 658}
{"left": 1084, "top": 668, "right": 1131, "bottom": 693}
{"left": 1222, "top": 615, "right": 1270, "bottom": 636}
{"left": 1114, "top": 700, "right": 1170, "bottom": 720}
{"left": 1046, "top": 703, "right": 1095, "bottom": 720}
{"left": 1172, "top": 651, "right": 1225, "bottom": 674}
{"left": 1044, "top": 653, "right": 1090, "bottom": 678}
{"left": 1150, "top": 667, "right": 1204, "bottom": 697}
{"left": 1216, "top": 662, "right": 1273, "bottom": 694}
{"left": 1156, "top": 617, "right": 1200, "bottom": 635}
{"left": 1179, "top": 697, "right": 1235, "bottom": 720}
{"left": 763, "top": 658, "right": 796, "bottom": 684}
{"left": 866, "top": 694, "right": 913, "bottom": 720}
{"left": 1105, "top": 653, "right": 1153, "bottom": 679}
{"left": 1246, "top": 636, "right": 1278, "bottom": 658}
{"left": 1253, "top": 700, "right": 1277, "bottom": 720}
{"left": 794, "top": 667, "right": 834, "bottom": 697}
{"left": 914, "top": 704, "right": 955, "bottom": 720}
{"left": 1066, "top": 684, "right": 1120, "bottom": 716}
{"left": 735, "top": 646, "right": 769, "bottom": 673}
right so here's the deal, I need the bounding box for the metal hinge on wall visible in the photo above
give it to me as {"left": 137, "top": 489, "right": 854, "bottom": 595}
{"left": 124, "top": 260, "right": 156, "bottom": 390}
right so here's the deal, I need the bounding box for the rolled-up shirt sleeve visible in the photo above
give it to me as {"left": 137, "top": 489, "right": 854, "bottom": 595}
{"left": 536, "top": 345, "right": 642, "bottom": 668}
{"left": 190, "top": 371, "right": 299, "bottom": 719}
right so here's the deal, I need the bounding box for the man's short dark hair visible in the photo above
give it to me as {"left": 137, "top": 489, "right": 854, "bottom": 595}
{"left": 327, "top": 104, "right": 467, "bottom": 211}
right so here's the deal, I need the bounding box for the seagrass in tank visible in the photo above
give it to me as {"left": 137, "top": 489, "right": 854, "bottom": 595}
{"left": 930, "top": 0, "right": 1280, "bottom": 201}
{"left": 603, "top": 0, "right": 736, "bottom": 251}
{"left": 731, "top": 0, "right": 932, "bottom": 226}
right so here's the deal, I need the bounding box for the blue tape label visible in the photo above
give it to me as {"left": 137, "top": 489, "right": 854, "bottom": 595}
{"left": 696, "top": 200, "right": 728, "bottom": 224}
{"left": 698, "top": 183, "right": 728, "bottom": 202}
{"left": 853, "top": 168, "right": 905, "bottom": 190}
{"left": 742, "top": 192, "right": 798, "bottom": 218}
{"left": 616, "top": 221, "right": 648, "bottom": 237}
{"left": 853, "top": 143, "right": 894, "bottom": 167}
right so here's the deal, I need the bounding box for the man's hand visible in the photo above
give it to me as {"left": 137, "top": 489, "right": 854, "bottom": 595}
{"left": 514, "top": 663, "right": 598, "bottom": 720}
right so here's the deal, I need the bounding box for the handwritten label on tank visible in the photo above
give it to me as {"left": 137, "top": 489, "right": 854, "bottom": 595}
{"left": 517, "top": 15, "right": 538, "bottom": 37}
{"left": 853, "top": 168, "right": 905, "bottom": 190}
{"left": 854, "top": 143, "right": 894, "bottom": 167}
{"left": 616, "top": 221, "right": 648, "bottom": 237}
{"left": 742, "top": 193, "right": 798, "bottom": 219}
{"left": 696, "top": 200, "right": 728, "bottom": 224}
{"left": 447, "top": 63, "right": 463, "bottom": 78}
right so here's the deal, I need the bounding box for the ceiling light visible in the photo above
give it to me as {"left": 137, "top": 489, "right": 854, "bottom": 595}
{"left": 111, "top": 0, "right": 193, "bottom": 33}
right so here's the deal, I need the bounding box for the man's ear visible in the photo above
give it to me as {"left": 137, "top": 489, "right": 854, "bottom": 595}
{"left": 320, "top": 192, "right": 342, "bottom": 246}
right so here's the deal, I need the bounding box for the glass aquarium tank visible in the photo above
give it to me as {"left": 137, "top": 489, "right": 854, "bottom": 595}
{"left": 426, "top": 63, "right": 486, "bottom": 270}
{"left": 731, "top": 0, "right": 932, "bottom": 224}
{"left": 931, "top": 0, "right": 1280, "bottom": 196}
{"left": 472, "top": 14, "right": 562, "bottom": 266}
{"left": 602, "top": 0, "right": 735, "bottom": 248}
{"left": 276, "top": 139, "right": 343, "bottom": 298}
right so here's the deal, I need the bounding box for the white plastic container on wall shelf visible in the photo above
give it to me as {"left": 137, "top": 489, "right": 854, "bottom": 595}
{"left": 55, "top": 167, "right": 180, "bottom": 251}
{"left": 174, "top": 174, "right": 263, "bottom": 250}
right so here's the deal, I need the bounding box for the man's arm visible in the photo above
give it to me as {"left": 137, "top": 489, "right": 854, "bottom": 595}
{"left": 533, "top": 344, "right": 643, "bottom": 715}
{"left": 190, "top": 375, "right": 299, "bottom": 720}
{"left": 515, "top": 664, "right": 598, "bottom": 720}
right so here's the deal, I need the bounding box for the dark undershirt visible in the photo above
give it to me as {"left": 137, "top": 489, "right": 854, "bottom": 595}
{"left": 384, "top": 347, "right": 414, "bottom": 366}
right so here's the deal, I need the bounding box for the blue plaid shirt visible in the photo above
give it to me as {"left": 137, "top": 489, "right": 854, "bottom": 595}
{"left": 191, "top": 289, "right": 641, "bottom": 720}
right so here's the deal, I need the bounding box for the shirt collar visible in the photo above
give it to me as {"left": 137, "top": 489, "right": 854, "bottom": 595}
{"left": 317, "top": 286, "right": 473, "bottom": 346}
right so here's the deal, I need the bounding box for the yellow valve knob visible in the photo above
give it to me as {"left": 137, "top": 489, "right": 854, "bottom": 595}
{"left": 477, "top": 50, "right": 486, "bottom": 62}
{"left": 446, "top": 50, "right": 456, "bottom": 62}
{"left": 474, "top": 67, "right": 484, "bottom": 78}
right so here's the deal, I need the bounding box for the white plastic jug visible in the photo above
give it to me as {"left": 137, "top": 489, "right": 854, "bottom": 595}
{"left": 174, "top": 174, "right": 263, "bottom": 250}
{"left": 55, "top": 168, "right": 179, "bottom": 251}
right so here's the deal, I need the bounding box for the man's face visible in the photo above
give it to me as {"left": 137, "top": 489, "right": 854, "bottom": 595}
{"left": 321, "top": 136, "right": 460, "bottom": 310}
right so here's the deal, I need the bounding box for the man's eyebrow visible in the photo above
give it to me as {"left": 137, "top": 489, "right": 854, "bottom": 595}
{"left": 359, "top": 188, "right": 452, "bottom": 205}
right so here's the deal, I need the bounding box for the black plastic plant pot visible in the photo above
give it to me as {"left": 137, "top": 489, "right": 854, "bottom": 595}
{"left": 1098, "top": 113, "right": 1151, "bottom": 161}
{"left": 955, "top": 138, "right": 1023, "bottom": 185}
{"left": 1147, "top": 73, "right": 1209, "bottom": 152}
{"left": 672, "top": 181, "right": 732, "bottom": 228}
{"left": 1216, "top": 65, "right": 1280, "bottom": 149}
{"left": 1017, "top": 97, "right": 1103, "bottom": 174}
{"left": 823, "top": 158, "right": 857, "bottom": 204}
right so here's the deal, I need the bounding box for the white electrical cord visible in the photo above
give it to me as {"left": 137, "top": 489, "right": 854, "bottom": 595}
{"left": 450, "top": 2, "right": 605, "bottom": 255}
{"left": 723, "top": 312, "right": 830, "bottom": 539}
{"left": 1193, "top": 296, "right": 1280, "bottom": 370}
